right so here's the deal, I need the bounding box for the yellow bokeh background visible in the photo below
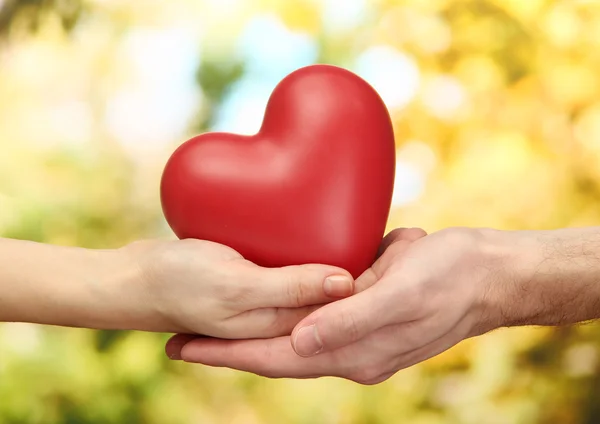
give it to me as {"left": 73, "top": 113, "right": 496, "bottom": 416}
{"left": 1, "top": 0, "right": 600, "bottom": 423}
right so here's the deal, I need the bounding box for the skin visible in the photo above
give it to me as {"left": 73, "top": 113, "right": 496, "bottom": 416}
{"left": 0, "top": 237, "right": 354, "bottom": 344}
{"left": 169, "top": 226, "right": 600, "bottom": 384}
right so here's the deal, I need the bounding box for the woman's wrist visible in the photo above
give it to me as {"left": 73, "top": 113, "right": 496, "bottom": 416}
{"left": 76, "top": 245, "right": 146, "bottom": 331}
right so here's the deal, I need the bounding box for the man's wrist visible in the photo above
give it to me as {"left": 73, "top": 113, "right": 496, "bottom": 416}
{"left": 463, "top": 228, "right": 518, "bottom": 336}
{"left": 480, "top": 227, "right": 600, "bottom": 331}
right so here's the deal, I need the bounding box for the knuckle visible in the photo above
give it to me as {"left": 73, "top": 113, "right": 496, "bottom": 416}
{"left": 262, "top": 308, "right": 290, "bottom": 337}
{"left": 336, "top": 311, "right": 363, "bottom": 342}
{"left": 360, "top": 376, "right": 386, "bottom": 386}
{"left": 362, "top": 373, "right": 392, "bottom": 386}
{"left": 285, "top": 271, "right": 310, "bottom": 307}
{"left": 261, "top": 342, "right": 274, "bottom": 365}
{"left": 151, "top": 245, "right": 181, "bottom": 270}
{"left": 254, "top": 347, "right": 282, "bottom": 378}
{"left": 439, "top": 227, "right": 477, "bottom": 249}
{"left": 221, "top": 281, "right": 252, "bottom": 305}
{"left": 215, "top": 267, "right": 254, "bottom": 306}
{"left": 351, "top": 366, "right": 384, "bottom": 385}
{"left": 408, "top": 227, "right": 428, "bottom": 239}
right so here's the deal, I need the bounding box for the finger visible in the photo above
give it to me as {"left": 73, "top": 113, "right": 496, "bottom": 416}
{"left": 354, "top": 267, "right": 378, "bottom": 293}
{"left": 223, "top": 304, "right": 323, "bottom": 339}
{"left": 290, "top": 284, "right": 400, "bottom": 357}
{"left": 356, "top": 228, "right": 427, "bottom": 293}
{"left": 372, "top": 228, "right": 427, "bottom": 277}
{"left": 177, "top": 325, "right": 420, "bottom": 383}
{"left": 179, "top": 336, "right": 340, "bottom": 379}
{"left": 244, "top": 263, "right": 354, "bottom": 309}
{"left": 376, "top": 227, "right": 427, "bottom": 258}
{"left": 290, "top": 230, "right": 428, "bottom": 356}
{"left": 165, "top": 334, "right": 200, "bottom": 360}
{"left": 290, "top": 253, "right": 431, "bottom": 357}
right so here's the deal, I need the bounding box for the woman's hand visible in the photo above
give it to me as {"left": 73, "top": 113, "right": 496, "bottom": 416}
{"left": 0, "top": 237, "right": 354, "bottom": 340}
{"left": 120, "top": 239, "right": 354, "bottom": 338}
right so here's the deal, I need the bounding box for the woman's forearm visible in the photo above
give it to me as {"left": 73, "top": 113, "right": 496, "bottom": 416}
{"left": 0, "top": 238, "right": 137, "bottom": 329}
{"left": 0, "top": 237, "right": 353, "bottom": 337}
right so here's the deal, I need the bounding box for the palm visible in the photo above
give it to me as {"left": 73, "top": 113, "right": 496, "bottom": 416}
{"left": 166, "top": 228, "right": 429, "bottom": 381}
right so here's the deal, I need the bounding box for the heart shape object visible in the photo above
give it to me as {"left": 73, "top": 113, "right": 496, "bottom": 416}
{"left": 160, "top": 64, "right": 395, "bottom": 278}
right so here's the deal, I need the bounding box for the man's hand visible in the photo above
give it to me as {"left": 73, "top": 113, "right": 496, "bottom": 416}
{"left": 168, "top": 226, "right": 600, "bottom": 384}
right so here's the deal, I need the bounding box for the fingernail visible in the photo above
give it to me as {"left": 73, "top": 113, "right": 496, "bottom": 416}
{"left": 166, "top": 344, "right": 183, "bottom": 360}
{"left": 166, "top": 335, "right": 197, "bottom": 360}
{"left": 293, "top": 324, "right": 323, "bottom": 357}
{"left": 168, "top": 351, "right": 182, "bottom": 360}
{"left": 324, "top": 275, "right": 353, "bottom": 297}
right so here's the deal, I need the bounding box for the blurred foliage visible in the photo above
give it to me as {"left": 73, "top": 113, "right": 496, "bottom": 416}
{"left": 2, "top": 0, "right": 600, "bottom": 423}
{"left": 194, "top": 57, "right": 246, "bottom": 131}
{"left": 0, "top": 0, "right": 84, "bottom": 37}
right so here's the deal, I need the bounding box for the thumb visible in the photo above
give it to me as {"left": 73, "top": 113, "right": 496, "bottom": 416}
{"left": 289, "top": 228, "right": 427, "bottom": 356}
{"left": 290, "top": 285, "right": 392, "bottom": 357}
{"left": 245, "top": 263, "right": 355, "bottom": 309}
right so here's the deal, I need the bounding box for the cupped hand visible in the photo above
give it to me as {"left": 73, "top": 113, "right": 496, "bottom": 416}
{"left": 118, "top": 238, "right": 354, "bottom": 341}
{"left": 169, "top": 227, "right": 505, "bottom": 384}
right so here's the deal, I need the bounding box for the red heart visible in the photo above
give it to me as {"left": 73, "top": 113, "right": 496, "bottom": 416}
{"left": 160, "top": 65, "right": 395, "bottom": 278}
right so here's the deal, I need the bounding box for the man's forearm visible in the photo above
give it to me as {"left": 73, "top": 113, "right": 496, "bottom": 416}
{"left": 491, "top": 227, "right": 600, "bottom": 329}
{"left": 0, "top": 238, "right": 136, "bottom": 329}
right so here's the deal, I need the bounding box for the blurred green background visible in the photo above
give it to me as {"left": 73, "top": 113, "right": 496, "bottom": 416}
{"left": 1, "top": 0, "right": 600, "bottom": 423}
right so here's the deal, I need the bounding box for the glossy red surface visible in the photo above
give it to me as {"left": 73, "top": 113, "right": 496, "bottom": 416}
{"left": 160, "top": 64, "right": 395, "bottom": 278}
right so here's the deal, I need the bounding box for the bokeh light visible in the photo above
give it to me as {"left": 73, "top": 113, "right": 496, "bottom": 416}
{"left": 2, "top": 0, "right": 600, "bottom": 423}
